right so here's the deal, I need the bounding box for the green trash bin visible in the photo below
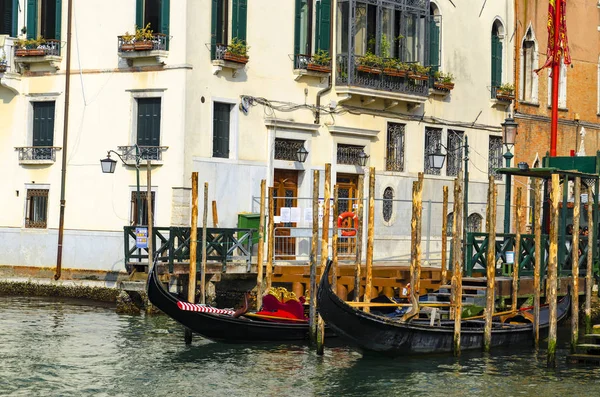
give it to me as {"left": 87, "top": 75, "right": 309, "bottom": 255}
{"left": 237, "top": 213, "right": 261, "bottom": 245}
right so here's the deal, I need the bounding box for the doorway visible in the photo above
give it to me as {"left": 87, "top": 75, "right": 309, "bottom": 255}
{"left": 272, "top": 169, "right": 299, "bottom": 260}
{"left": 336, "top": 173, "right": 359, "bottom": 258}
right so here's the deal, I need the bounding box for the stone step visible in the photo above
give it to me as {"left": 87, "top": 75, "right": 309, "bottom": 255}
{"left": 567, "top": 353, "right": 600, "bottom": 365}
{"left": 576, "top": 343, "right": 600, "bottom": 353}
{"left": 583, "top": 334, "right": 600, "bottom": 340}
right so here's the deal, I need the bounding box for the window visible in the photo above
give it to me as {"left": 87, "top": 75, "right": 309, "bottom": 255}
{"left": 428, "top": 3, "right": 441, "bottom": 71}
{"left": 386, "top": 123, "right": 405, "bottom": 172}
{"left": 488, "top": 135, "right": 503, "bottom": 180}
{"left": 446, "top": 130, "right": 464, "bottom": 177}
{"left": 25, "top": 0, "right": 61, "bottom": 41}
{"left": 0, "top": 0, "right": 17, "bottom": 36}
{"left": 25, "top": 188, "right": 48, "bottom": 228}
{"left": 295, "top": 0, "right": 313, "bottom": 56}
{"left": 136, "top": 0, "right": 170, "bottom": 46}
{"left": 467, "top": 213, "right": 483, "bottom": 233}
{"left": 294, "top": 0, "right": 331, "bottom": 68}
{"left": 520, "top": 27, "right": 538, "bottom": 102}
{"left": 382, "top": 187, "right": 394, "bottom": 223}
{"left": 274, "top": 138, "right": 305, "bottom": 161}
{"left": 337, "top": 144, "right": 364, "bottom": 165}
{"left": 211, "top": 0, "right": 247, "bottom": 58}
{"left": 491, "top": 20, "right": 504, "bottom": 98}
{"left": 32, "top": 101, "right": 55, "bottom": 160}
{"left": 137, "top": 98, "right": 161, "bottom": 159}
{"left": 424, "top": 127, "right": 442, "bottom": 175}
{"left": 548, "top": 57, "right": 567, "bottom": 108}
{"left": 131, "top": 191, "right": 155, "bottom": 226}
{"left": 213, "top": 102, "right": 231, "bottom": 158}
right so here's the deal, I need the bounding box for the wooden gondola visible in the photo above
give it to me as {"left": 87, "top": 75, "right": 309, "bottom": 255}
{"left": 147, "top": 263, "right": 327, "bottom": 343}
{"left": 317, "top": 260, "right": 571, "bottom": 356}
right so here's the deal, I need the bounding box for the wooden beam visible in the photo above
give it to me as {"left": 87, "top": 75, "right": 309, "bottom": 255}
{"left": 266, "top": 187, "right": 275, "bottom": 291}
{"left": 441, "top": 185, "right": 449, "bottom": 286}
{"left": 354, "top": 173, "right": 365, "bottom": 302}
{"left": 547, "top": 174, "right": 559, "bottom": 367}
{"left": 332, "top": 185, "right": 339, "bottom": 295}
{"left": 255, "top": 179, "right": 266, "bottom": 310}
{"left": 585, "top": 191, "right": 594, "bottom": 334}
{"left": 211, "top": 200, "right": 219, "bottom": 227}
{"left": 309, "top": 170, "right": 319, "bottom": 344}
{"left": 201, "top": 182, "right": 208, "bottom": 304}
{"left": 364, "top": 167, "right": 376, "bottom": 311}
{"left": 533, "top": 178, "right": 542, "bottom": 347}
{"left": 403, "top": 173, "right": 423, "bottom": 321}
{"left": 317, "top": 163, "right": 331, "bottom": 355}
{"left": 188, "top": 172, "right": 198, "bottom": 305}
{"left": 512, "top": 187, "right": 522, "bottom": 311}
{"left": 484, "top": 176, "right": 497, "bottom": 352}
{"left": 452, "top": 173, "right": 464, "bottom": 356}
{"left": 571, "top": 177, "right": 581, "bottom": 352}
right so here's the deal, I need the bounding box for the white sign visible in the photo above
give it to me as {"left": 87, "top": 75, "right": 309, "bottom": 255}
{"left": 304, "top": 208, "right": 313, "bottom": 222}
{"left": 505, "top": 251, "right": 514, "bottom": 264}
{"left": 290, "top": 207, "right": 301, "bottom": 223}
{"left": 280, "top": 207, "right": 291, "bottom": 223}
{"left": 273, "top": 216, "right": 281, "bottom": 224}
{"left": 135, "top": 227, "right": 148, "bottom": 249}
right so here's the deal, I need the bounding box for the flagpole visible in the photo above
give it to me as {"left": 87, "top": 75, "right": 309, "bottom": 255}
{"left": 550, "top": 0, "right": 562, "bottom": 157}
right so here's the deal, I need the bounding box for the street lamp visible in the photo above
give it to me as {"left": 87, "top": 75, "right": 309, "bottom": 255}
{"left": 358, "top": 150, "right": 370, "bottom": 167}
{"left": 296, "top": 145, "right": 309, "bottom": 163}
{"left": 502, "top": 114, "right": 518, "bottom": 233}
{"left": 100, "top": 145, "right": 144, "bottom": 225}
{"left": 428, "top": 146, "right": 446, "bottom": 170}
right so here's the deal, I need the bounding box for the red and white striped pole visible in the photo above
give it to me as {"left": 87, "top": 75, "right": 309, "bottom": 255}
{"left": 549, "top": 0, "right": 562, "bottom": 157}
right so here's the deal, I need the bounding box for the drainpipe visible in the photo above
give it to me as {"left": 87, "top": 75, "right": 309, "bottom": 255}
{"left": 315, "top": 76, "right": 332, "bottom": 125}
{"left": 315, "top": 0, "right": 335, "bottom": 125}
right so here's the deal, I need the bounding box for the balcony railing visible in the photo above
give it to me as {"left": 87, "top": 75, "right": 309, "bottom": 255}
{"left": 16, "top": 146, "right": 61, "bottom": 162}
{"left": 337, "top": 145, "right": 364, "bottom": 165}
{"left": 117, "top": 145, "right": 168, "bottom": 162}
{"left": 294, "top": 54, "right": 331, "bottom": 73}
{"left": 274, "top": 139, "right": 304, "bottom": 161}
{"left": 385, "top": 157, "right": 404, "bottom": 172}
{"left": 117, "top": 33, "right": 168, "bottom": 52}
{"left": 336, "top": 54, "right": 429, "bottom": 97}
{"left": 14, "top": 39, "right": 61, "bottom": 57}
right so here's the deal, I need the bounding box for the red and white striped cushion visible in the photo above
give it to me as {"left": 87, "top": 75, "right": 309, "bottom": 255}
{"left": 177, "top": 301, "right": 235, "bottom": 315}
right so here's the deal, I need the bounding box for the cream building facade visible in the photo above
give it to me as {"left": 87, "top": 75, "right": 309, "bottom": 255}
{"left": 0, "top": 0, "right": 514, "bottom": 272}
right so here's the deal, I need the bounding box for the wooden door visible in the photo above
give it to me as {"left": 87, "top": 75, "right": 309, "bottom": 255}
{"left": 273, "top": 169, "right": 298, "bottom": 260}
{"left": 336, "top": 174, "right": 358, "bottom": 258}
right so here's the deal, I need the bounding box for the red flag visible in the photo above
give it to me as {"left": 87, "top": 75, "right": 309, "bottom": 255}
{"left": 535, "top": 0, "right": 571, "bottom": 74}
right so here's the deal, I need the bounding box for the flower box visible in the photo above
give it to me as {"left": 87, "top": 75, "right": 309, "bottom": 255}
{"left": 120, "top": 43, "right": 135, "bottom": 52}
{"left": 496, "top": 90, "right": 515, "bottom": 101}
{"left": 434, "top": 81, "right": 454, "bottom": 90}
{"left": 223, "top": 53, "right": 249, "bottom": 64}
{"left": 133, "top": 41, "right": 153, "bottom": 51}
{"left": 307, "top": 63, "right": 331, "bottom": 73}
{"left": 408, "top": 72, "right": 429, "bottom": 81}
{"left": 357, "top": 64, "right": 382, "bottom": 74}
{"left": 15, "top": 48, "right": 45, "bottom": 57}
{"left": 0, "top": 64, "right": 7, "bottom": 73}
{"left": 383, "top": 68, "right": 407, "bottom": 77}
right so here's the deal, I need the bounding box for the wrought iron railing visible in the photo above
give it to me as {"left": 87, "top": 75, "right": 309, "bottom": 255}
{"left": 385, "top": 158, "right": 404, "bottom": 172}
{"left": 213, "top": 43, "right": 228, "bottom": 61}
{"left": 117, "top": 33, "right": 168, "bottom": 52}
{"left": 117, "top": 145, "right": 168, "bottom": 161}
{"left": 274, "top": 139, "right": 304, "bottom": 161}
{"left": 337, "top": 144, "right": 364, "bottom": 165}
{"left": 336, "top": 54, "right": 429, "bottom": 97}
{"left": 15, "top": 146, "right": 61, "bottom": 162}
{"left": 293, "top": 54, "right": 331, "bottom": 72}
{"left": 14, "top": 39, "right": 61, "bottom": 57}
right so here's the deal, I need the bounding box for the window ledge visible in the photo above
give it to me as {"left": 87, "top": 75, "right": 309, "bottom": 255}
{"left": 429, "top": 88, "right": 451, "bottom": 97}
{"left": 212, "top": 59, "right": 246, "bottom": 77}
{"left": 118, "top": 50, "right": 168, "bottom": 67}
{"left": 123, "top": 159, "right": 164, "bottom": 167}
{"left": 15, "top": 55, "right": 61, "bottom": 71}
{"left": 293, "top": 68, "right": 330, "bottom": 82}
{"left": 547, "top": 105, "right": 569, "bottom": 112}
{"left": 491, "top": 98, "right": 512, "bottom": 107}
{"left": 519, "top": 100, "right": 540, "bottom": 107}
{"left": 19, "top": 159, "right": 56, "bottom": 165}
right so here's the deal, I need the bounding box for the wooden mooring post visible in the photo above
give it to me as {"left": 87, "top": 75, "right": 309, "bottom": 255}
{"left": 441, "top": 185, "right": 449, "bottom": 286}
{"left": 403, "top": 173, "right": 423, "bottom": 321}
{"left": 201, "top": 183, "right": 208, "bottom": 303}
{"left": 585, "top": 192, "right": 594, "bottom": 334}
{"left": 354, "top": 174, "right": 365, "bottom": 302}
{"left": 309, "top": 170, "right": 319, "bottom": 344}
{"left": 533, "top": 179, "right": 542, "bottom": 348}
{"left": 571, "top": 177, "right": 581, "bottom": 352}
{"left": 185, "top": 172, "right": 199, "bottom": 345}
{"left": 255, "top": 179, "right": 266, "bottom": 310}
{"left": 212, "top": 200, "right": 219, "bottom": 227}
{"left": 332, "top": 185, "right": 339, "bottom": 295}
{"left": 512, "top": 187, "right": 522, "bottom": 311}
{"left": 452, "top": 174, "right": 464, "bottom": 356}
{"left": 483, "top": 176, "right": 497, "bottom": 352}
{"left": 266, "top": 187, "right": 275, "bottom": 291}
{"left": 547, "top": 174, "right": 560, "bottom": 367}
{"left": 317, "top": 164, "right": 331, "bottom": 354}
{"left": 364, "top": 167, "right": 376, "bottom": 312}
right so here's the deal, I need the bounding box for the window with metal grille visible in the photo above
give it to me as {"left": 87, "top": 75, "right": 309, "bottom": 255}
{"left": 25, "top": 189, "right": 49, "bottom": 228}
{"left": 386, "top": 123, "right": 405, "bottom": 172}
{"left": 137, "top": 97, "right": 161, "bottom": 160}
{"left": 274, "top": 138, "right": 304, "bottom": 161}
{"left": 467, "top": 213, "right": 483, "bottom": 232}
{"left": 446, "top": 130, "right": 464, "bottom": 177}
{"left": 337, "top": 144, "right": 364, "bottom": 165}
{"left": 382, "top": 187, "right": 394, "bottom": 222}
{"left": 424, "top": 127, "right": 442, "bottom": 175}
{"left": 131, "top": 191, "right": 156, "bottom": 226}
{"left": 213, "top": 102, "right": 231, "bottom": 158}
{"left": 488, "top": 136, "right": 503, "bottom": 180}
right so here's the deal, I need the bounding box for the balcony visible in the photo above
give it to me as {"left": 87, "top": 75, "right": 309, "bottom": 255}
{"left": 117, "top": 33, "right": 168, "bottom": 67}
{"left": 293, "top": 54, "right": 331, "bottom": 82}
{"left": 1, "top": 37, "right": 20, "bottom": 93}
{"left": 13, "top": 39, "right": 61, "bottom": 71}
{"left": 16, "top": 146, "right": 62, "bottom": 165}
{"left": 117, "top": 145, "right": 168, "bottom": 166}
{"left": 336, "top": 55, "right": 429, "bottom": 105}
{"left": 337, "top": 144, "right": 366, "bottom": 166}
{"left": 211, "top": 43, "right": 249, "bottom": 77}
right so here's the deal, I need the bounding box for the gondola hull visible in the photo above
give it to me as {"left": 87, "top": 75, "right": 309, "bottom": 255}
{"left": 147, "top": 265, "right": 315, "bottom": 343}
{"left": 317, "top": 261, "right": 570, "bottom": 356}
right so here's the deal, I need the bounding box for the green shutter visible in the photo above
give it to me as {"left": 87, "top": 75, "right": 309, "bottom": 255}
{"left": 429, "top": 20, "right": 440, "bottom": 71}
{"left": 210, "top": 0, "right": 218, "bottom": 59}
{"left": 316, "top": 0, "right": 331, "bottom": 53}
{"left": 232, "top": 0, "right": 247, "bottom": 41}
{"left": 33, "top": 102, "right": 55, "bottom": 146}
{"left": 136, "top": 0, "right": 143, "bottom": 28}
{"left": 491, "top": 34, "right": 502, "bottom": 92}
{"left": 213, "top": 103, "right": 230, "bottom": 158}
{"left": 293, "top": 0, "right": 302, "bottom": 55}
{"left": 137, "top": 98, "right": 162, "bottom": 147}
{"left": 160, "top": 0, "right": 170, "bottom": 49}
{"left": 232, "top": 0, "right": 239, "bottom": 38}
{"left": 26, "top": 0, "right": 37, "bottom": 39}
{"left": 12, "top": 0, "right": 18, "bottom": 37}
{"left": 54, "top": 0, "right": 62, "bottom": 42}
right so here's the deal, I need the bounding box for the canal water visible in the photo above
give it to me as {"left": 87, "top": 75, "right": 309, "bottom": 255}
{"left": 2, "top": 296, "right": 600, "bottom": 397}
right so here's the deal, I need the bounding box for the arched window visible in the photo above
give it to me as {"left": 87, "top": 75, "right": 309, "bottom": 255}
{"left": 467, "top": 213, "right": 483, "bottom": 233}
{"left": 382, "top": 187, "right": 394, "bottom": 222}
{"left": 491, "top": 20, "right": 504, "bottom": 98}
{"left": 429, "top": 3, "right": 441, "bottom": 72}
{"left": 520, "top": 27, "right": 539, "bottom": 103}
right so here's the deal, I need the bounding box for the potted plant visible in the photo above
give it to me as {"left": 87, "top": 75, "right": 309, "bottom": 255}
{"left": 14, "top": 37, "right": 46, "bottom": 57}
{"left": 357, "top": 51, "right": 382, "bottom": 74}
{"left": 307, "top": 49, "right": 331, "bottom": 73}
{"left": 496, "top": 83, "right": 515, "bottom": 101}
{"left": 383, "top": 58, "right": 410, "bottom": 77}
{"left": 223, "top": 37, "right": 249, "bottom": 64}
{"left": 433, "top": 71, "right": 455, "bottom": 90}
{"left": 407, "top": 63, "right": 430, "bottom": 81}
{"left": 120, "top": 31, "right": 135, "bottom": 52}
{"left": 133, "top": 23, "right": 154, "bottom": 51}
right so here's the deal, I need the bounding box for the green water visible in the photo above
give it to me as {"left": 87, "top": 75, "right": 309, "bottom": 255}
{"left": 1, "top": 296, "right": 600, "bottom": 397}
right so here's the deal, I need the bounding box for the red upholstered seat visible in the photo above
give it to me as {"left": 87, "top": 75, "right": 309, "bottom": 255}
{"left": 260, "top": 294, "right": 306, "bottom": 320}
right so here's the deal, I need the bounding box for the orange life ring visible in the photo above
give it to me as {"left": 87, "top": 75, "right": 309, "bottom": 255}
{"left": 337, "top": 211, "right": 358, "bottom": 236}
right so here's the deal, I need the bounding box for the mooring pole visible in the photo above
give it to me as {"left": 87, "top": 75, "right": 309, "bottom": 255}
{"left": 403, "top": 173, "right": 423, "bottom": 321}
{"left": 512, "top": 188, "right": 522, "bottom": 311}
{"left": 185, "top": 172, "right": 199, "bottom": 345}
{"left": 585, "top": 193, "right": 594, "bottom": 334}
{"left": 332, "top": 185, "right": 339, "bottom": 295}
{"left": 484, "top": 176, "right": 497, "bottom": 352}
{"left": 571, "top": 177, "right": 581, "bottom": 351}
{"left": 212, "top": 200, "right": 219, "bottom": 227}
{"left": 547, "top": 174, "right": 560, "bottom": 367}
{"left": 441, "top": 185, "right": 449, "bottom": 286}
{"left": 266, "top": 187, "right": 275, "bottom": 291}
{"left": 201, "top": 183, "right": 208, "bottom": 304}
{"left": 354, "top": 173, "right": 365, "bottom": 301}
{"left": 533, "top": 179, "right": 542, "bottom": 348}
{"left": 452, "top": 174, "right": 464, "bottom": 356}
{"left": 255, "top": 180, "right": 266, "bottom": 310}
{"left": 145, "top": 160, "right": 154, "bottom": 314}
{"left": 414, "top": 173, "right": 424, "bottom": 296}
{"left": 364, "top": 167, "right": 376, "bottom": 312}
{"left": 309, "top": 170, "right": 320, "bottom": 344}
{"left": 317, "top": 164, "right": 331, "bottom": 355}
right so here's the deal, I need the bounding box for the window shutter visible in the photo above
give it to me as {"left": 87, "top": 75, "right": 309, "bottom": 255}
{"left": 33, "top": 102, "right": 55, "bottom": 146}
{"left": 160, "top": 0, "right": 170, "bottom": 49}
{"left": 137, "top": 98, "right": 162, "bottom": 147}
{"left": 316, "top": 0, "right": 331, "bottom": 53}
{"left": 26, "top": 0, "right": 37, "bottom": 39}
{"left": 12, "top": 0, "right": 17, "bottom": 37}
{"left": 213, "top": 103, "right": 230, "bottom": 158}
{"left": 2, "top": 0, "right": 12, "bottom": 36}
{"left": 54, "top": 0, "right": 62, "bottom": 42}
{"left": 232, "top": 0, "right": 239, "bottom": 38}
{"left": 491, "top": 35, "right": 502, "bottom": 90}
{"left": 293, "top": 0, "right": 302, "bottom": 55}
{"left": 210, "top": 0, "right": 218, "bottom": 59}
{"left": 236, "top": 0, "right": 247, "bottom": 41}
{"left": 428, "top": 20, "right": 440, "bottom": 71}
{"left": 136, "top": 0, "right": 143, "bottom": 28}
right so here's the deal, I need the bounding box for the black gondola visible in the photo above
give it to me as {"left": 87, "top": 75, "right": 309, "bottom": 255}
{"left": 147, "top": 263, "right": 319, "bottom": 343}
{"left": 317, "top": 260, "right": 570, "bottom": 356}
